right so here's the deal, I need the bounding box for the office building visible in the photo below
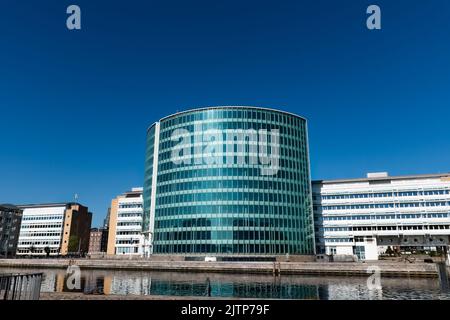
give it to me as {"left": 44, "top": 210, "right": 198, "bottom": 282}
{"left": 107, "top": 188, "right": 144, "bottom": 255}
{"left": 0, "top": 204, "right": 23, "bottom": 257}
{"left": 143, "top": 106, "right": 314, "bottom": 256}
{"left": 313, "top": 172, "right": 450, "bottom": 260}
{"left": 16, "top": 203, "right": 92, "bottom": 256}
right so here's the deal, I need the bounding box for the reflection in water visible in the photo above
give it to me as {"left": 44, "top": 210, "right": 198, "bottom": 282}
{"left": 1, "top": 267, "right": 450, "bottom": 300}
{"left": 147, "top": 277, "right": 318, "bottom": 299}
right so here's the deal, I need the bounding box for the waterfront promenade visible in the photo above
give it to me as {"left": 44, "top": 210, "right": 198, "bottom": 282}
{"left": 0, "top": 258, "right": 440, "bottom": 278}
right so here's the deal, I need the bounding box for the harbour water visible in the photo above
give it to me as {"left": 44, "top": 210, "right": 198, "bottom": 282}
{"left": 1, "top": 267, "right": 450, "bottom": 300}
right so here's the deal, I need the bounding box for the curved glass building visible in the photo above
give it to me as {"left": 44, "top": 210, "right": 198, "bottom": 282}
{"left": 143, "top": 106, "right": 314, "bottom": 256}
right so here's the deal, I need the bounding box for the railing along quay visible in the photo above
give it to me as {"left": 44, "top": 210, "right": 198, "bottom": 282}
{"left": 0, "top": 273, "right": 43, "bottom": 300}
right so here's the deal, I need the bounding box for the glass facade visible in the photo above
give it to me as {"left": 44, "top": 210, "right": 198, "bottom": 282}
{"left": 143, "top": 125, "right": 156, "bottom": 233}
{"left": 144, "top": 106, "right": 314, "bottom": 255}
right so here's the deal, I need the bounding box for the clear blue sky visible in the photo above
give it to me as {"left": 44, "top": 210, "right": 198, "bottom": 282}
{"left": 1, "top": 1, "right": 449, "bottom": 227}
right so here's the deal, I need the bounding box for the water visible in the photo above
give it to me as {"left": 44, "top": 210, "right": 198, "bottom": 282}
{"left": 1, "top": 267, "right": 450, "bottom": 300}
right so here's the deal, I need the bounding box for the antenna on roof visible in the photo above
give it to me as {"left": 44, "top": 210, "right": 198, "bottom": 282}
{"left": 74, "top": 193, "right": 79, "bottom": 202}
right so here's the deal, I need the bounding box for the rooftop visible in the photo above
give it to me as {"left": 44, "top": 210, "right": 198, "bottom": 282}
{"left": 0, "top": 204, "right": 22, "bottom": 211}
{"left": 119, "top": 187, "right": 143, "bottom": 198}
{"left": 148, "top": 106, "right": 307, "bottom": 132}
{"left": 16, "top": 202, "right": 85, "bottom": 209}
{"left": 313, "top": 172, "right": 450, "bottom": 185}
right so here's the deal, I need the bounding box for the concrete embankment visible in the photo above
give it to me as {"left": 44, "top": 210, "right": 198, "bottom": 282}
{"left": 0, "top": 258, "right": 439, "bottom": 278}
{"left": 39, "top": 292, "right": 228, "bottom": 300}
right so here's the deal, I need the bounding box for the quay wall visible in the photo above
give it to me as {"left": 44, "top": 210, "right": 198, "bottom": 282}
{"left": 0, "top": 259, "right": 439, "bottom": 278}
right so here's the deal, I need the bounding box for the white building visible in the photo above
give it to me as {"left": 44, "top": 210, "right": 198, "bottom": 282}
{"left": 16, "top": 203, "right": 92, "bottom": 256}
{"left": 107, "top": 188, "right": 144, "bottom": 255}
{"left": 313, "top": 172, "right": 450, "bottom": 260}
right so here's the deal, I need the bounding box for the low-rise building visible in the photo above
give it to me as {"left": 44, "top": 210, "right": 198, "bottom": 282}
{"left": 107, "top": 188, "right": 144, "bottom": 255}
{"left": 16, "top": 203, "right": 92, "bottom": 256}
{"left": 0, "top": 204, "right": 23, "bottom": 257}
{"left": 313, "top": 172, "right": 450, "bottom": 260}
{"left": 88, "top": 227, "right": 108, "bottom": 253}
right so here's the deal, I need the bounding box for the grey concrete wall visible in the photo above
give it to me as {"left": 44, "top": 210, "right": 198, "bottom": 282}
{"left": 0, "top": 258, "right": 438, "bottom": 278}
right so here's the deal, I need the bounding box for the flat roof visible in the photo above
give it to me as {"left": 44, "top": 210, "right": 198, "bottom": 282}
{"left": 147, "top": 106, "right": 307, "bottom": 132}
{"left": 16, "top": 202, "right": 84, "bottom": 209}
{"left": 313, "top": 172, "right": 450, "bottom": 185}
{"left": 119, "top": 188, "right": 143, "bottom": 198}
{"left": 0, "top": 204, "right": 22, "bottom": 211}
{"left": 90, "top": 227, "right": 107, "bottom": 232}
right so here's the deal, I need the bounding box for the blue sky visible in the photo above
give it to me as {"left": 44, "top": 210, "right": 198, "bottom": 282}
{"left": 0, "top": 1, "right": 449, "bottom": 227}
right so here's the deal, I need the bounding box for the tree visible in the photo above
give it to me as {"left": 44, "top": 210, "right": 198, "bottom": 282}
{"left": 385, "top": 246, "right": 393, "bottom": 256}
{"left": 68, "top": 235, "right": 80, "bottom": 253}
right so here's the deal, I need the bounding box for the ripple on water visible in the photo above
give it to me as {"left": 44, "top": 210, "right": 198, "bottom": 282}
{"left": 2, "top": 267, "right": 450, "bottom": 300}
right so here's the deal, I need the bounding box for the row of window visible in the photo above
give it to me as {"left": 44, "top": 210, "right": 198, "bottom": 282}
{"left": 156, "top": 191, "right": 308, "bottom": 206}
{"left": 0, "top": 217, "right": 20, "bottom": 224}
{"left": 323, "top": 227, "right": 350, "bottom": 231}
{"left": 118, "top": 213, "right": 142, "bottom": 218}
{"left": 1, "top": 234, "right": 14, "bottom": 241}
{"left": 155, "top": 217, "right": 308, "bottom": 229}
{"left": 154, "top": 241, "right": 313, "bottom": 255}
{"left": 159, "top": 109, "right": 304, "bottom": 132}
{"left": 157, "top": 179, "right": 306, "bottom": 194}
{"left": 0, "top": 226, "right": 18, "bottom": 232}
{"left": 322, "top": 212, "right": 449, "bottom": 221}
{"left": 323, "top": 224, "right": 450, "bottom": 232}
{"left": 19, "top": 232, "right": 61, "bottom": 237}
{"left": 158, "top": 145, "right": 305, "bottom": 167}
{"left": 355, "top": 225, "right": 450, "bottom": 231}
{"left": 18, "top": 241, "right": 60, "bottom": 246}
{"left": 158, "top": 139, "right": 303, "bottom": 162}
{"left": 157, "top": 167, "right": 308, "bottom": 183}
{"left": 116, "top": 247, "right": 139, "bottom": 254}
{"left": 17, "top": 248, "right": 59, "bottom": 254}
{"left": 155, "top": 230, "right": 304, "bottom": 242}
{"left": 22, "top": 215, "right": 63, "bottom": 221}
{"left": 159, "top": 128, "right": 303, "bottom": 146}
{"left": 155, "top": 204, "right": 311, "bottom": 217}
{"left": 321, "top": 202, "right": 449, "bottom": 211}
{"left": 159, "top": 117, "right": 305, "bottom": 137}
{"left": 117, "top": 222, "right": 142, "bottom": 227}
{"left": 116, "top": 231, "right": 142, "bottom": 235}
{"left": 118, "top": 204, "right": 142, "bottom": 209}
{"left": 20, "top": 223, "right": 62, "bottom": 229}
{"left": 325, "top": 238, "right": 353, "bottom": 243}
{"left": 158, "top": 156, "right": 307, "bottom": 175}
{"left": 324, "top": 224, "right": 450, "bottom": 236}
{"left": 317, "top": 190, "right": 449, "bottom": 200}
{"left": 115, "top": 239, "right": 141, "bottom": 245}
